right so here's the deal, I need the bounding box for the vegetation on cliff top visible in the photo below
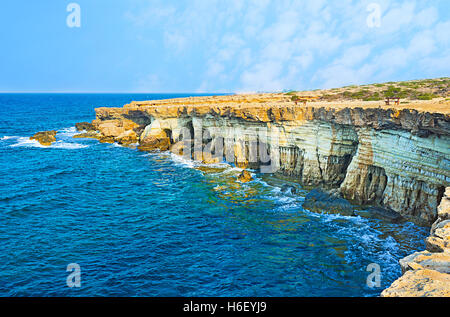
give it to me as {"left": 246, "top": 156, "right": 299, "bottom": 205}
{"left": 285, "top": 77, "right": 450, "bottom": 102}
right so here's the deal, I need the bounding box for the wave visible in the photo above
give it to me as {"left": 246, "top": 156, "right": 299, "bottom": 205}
{"left": 2, "top": 127, "right": 89, "bottom": 149}
{"left": 0, "top": 136, "right": 20, "bottom": 141}
{"left": 8, "top": 137, "right": 88, "bottom": 149}
{"left": 57, "top": 126, "right": 78, "bottom": 138}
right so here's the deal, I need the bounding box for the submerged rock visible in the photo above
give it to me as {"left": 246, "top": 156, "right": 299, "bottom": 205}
{"left": 359, "top": 207, "right": 404, "bottom": 223}
{"left": 30, "top": 130, "right": 57, "bottom": 146}
{"left": 237, "top": 170, "right": 253, "bottom": 183}
{"left": 281, "top": 184, "right": 297, "bottom": 195}
{"left": 302, "top": 188, "right": 355, "bottom": 216}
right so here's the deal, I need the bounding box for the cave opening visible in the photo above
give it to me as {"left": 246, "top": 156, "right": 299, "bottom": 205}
{"left": 163, "top": 129, "right": 173, "bottom": 143}
{"left": 437, "top": 186, "right": 445, "bottom": 207}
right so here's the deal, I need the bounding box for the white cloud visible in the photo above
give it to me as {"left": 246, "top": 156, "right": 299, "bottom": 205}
{"left": 125, "top": 0, "right": 449, "bottom": 92}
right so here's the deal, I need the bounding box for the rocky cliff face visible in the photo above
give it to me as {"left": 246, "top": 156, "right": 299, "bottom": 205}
{"left": 87, "top": 95, "right": 450, "bottom": 225}
{"left": 381, "top": 187, "right": 450, "bottom": 297}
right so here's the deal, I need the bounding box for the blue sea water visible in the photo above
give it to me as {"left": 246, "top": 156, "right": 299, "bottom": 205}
{"left": 0, "top": 93, "right": 428, "bottom": 297}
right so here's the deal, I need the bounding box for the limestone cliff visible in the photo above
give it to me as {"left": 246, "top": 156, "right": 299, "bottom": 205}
{"left": 85, "top": 94, "right": 450, "bottom": 226}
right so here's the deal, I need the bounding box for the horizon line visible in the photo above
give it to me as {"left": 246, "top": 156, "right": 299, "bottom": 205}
{"left": 0, "top": 91, "right": 237, "bottom": 94}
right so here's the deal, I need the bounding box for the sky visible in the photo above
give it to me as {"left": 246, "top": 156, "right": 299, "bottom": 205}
{"left": 0, "top": 0, "right": 449, "bottom": 93}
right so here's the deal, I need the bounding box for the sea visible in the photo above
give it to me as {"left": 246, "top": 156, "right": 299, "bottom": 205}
{"left": 0, "top": 93, "right": 428, "bottom": 296}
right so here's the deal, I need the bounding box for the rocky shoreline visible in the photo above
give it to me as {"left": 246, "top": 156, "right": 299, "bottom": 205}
{"left": 77, "top": 94, "right": 449, "bottom": 224}
{"left": 72, "top": 93, "right": 449, "bottom": 296}
{"left": 382, "top": 187, "right": 450, "bottom": 296}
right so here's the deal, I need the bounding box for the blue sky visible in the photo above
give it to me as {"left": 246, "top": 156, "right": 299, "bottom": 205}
{"left": 0, "top": 0, "right": 449, "bottom": 93}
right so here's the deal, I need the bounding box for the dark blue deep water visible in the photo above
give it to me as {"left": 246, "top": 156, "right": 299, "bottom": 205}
{"left": 0, "top": 94, "right": 428, "bottom": 297}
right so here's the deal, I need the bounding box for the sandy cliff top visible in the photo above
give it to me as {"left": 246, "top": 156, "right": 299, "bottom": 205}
{"left": 125, "top": 77, "right": 450, "bottom": 115}
{"left": 127, "top": 93, "right": 450, "bottom": 115}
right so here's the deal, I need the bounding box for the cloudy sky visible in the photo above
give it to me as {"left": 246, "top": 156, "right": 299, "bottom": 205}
{"left": 0, "top": 0, "right": 449, "bottom": 92}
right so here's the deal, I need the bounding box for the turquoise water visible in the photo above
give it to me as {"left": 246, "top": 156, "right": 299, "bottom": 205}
{"left": 0, "top": 94, "right": 428, "bottom": 297}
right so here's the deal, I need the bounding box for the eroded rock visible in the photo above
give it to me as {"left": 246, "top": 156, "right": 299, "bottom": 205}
{"left": 381, "top": 269, "right": 450, "bottom": 297}
{"left": 75, "top": 122, "right": 96, "bottom": 132}
{"left": 73, "top": 131, "right": 100, "bottom": 139}
{"left": 138, "top": 135, "right": 171, "bottom": 152}
{"left": 30, "top": 130, "right": 57, "bottom": 146}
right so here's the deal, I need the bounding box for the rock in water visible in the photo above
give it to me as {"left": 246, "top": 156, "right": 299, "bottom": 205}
{"left": 302, "top": 188, "right": 355, "bottom": 216}
{"left": 75, "top": 122, "right": 96, "bottom": 132}
{"left": 30, "top": 130, "right": 57, "bottom": 146}
{"left": 281, "top": 184, "right": 297, "bottom": 195}
{"left": 237, "top": 170, "right": 253, "bottom": 183}
{"left": 359, "top": 207, "right": 404, "bottom": 223}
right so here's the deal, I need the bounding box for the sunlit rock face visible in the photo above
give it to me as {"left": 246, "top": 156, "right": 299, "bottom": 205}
{"left": 90, "top": 98, "right": 450, "bottom": 225}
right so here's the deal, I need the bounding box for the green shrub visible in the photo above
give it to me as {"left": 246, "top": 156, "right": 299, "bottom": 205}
{"left": 416, "top": 93, "right": 437, "bottom": 100}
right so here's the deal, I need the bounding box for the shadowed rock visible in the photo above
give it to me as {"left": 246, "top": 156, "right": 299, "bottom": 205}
{"left": 303, "top": 188, "right": 355, "bottom": 216}
{"left": 358, "top": 207, "right": 404, "bottom": 223}
{"left": 75, "top": 122, "right": 96, "bottom": 132}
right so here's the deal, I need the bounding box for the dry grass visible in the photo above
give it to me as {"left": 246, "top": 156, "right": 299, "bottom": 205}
{"left": 130, "top": 78, "right": 450, "bottom": 115}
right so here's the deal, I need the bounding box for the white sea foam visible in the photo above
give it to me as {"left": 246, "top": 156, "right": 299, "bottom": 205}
{"left": 51, "top": 141, "right": 89, "bottom": 149}
{"left": 0, "top": 136, "right": 20, "bottom": 141}
{"left": 9, "top": 137, "right": 88, "bottom": 149}
{"left": 6, "top": 127, "right": 90, "bottom": 149}
{"left": 169, "top": 152, "right": 196, "bottom": 168}
{"left": 58, "top": 126, "right": 78, "bottom": 138}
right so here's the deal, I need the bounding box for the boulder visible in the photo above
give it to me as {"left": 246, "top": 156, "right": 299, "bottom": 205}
{"left": 30, "top": 130, "right": 57, "bottom": 146}
{"left": 237, "top": 170, "right": 253, "bottom": 183}
{"left": 98, "top": 120, "right": 125, "bottom": 138}
{"left": 116, "top": 130, "right": 138, "bottom": 145}
{"left": 138, "top": 135, "right": 171, "bottom": 152}
{"left": 75, "top": 122, "right": 96, "bottom": 132}
{"left": 426, "top": 236, "right": 448, "bottom": 253}
{"left": 399, "top": 251, "right": 450, "bottom": 274}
